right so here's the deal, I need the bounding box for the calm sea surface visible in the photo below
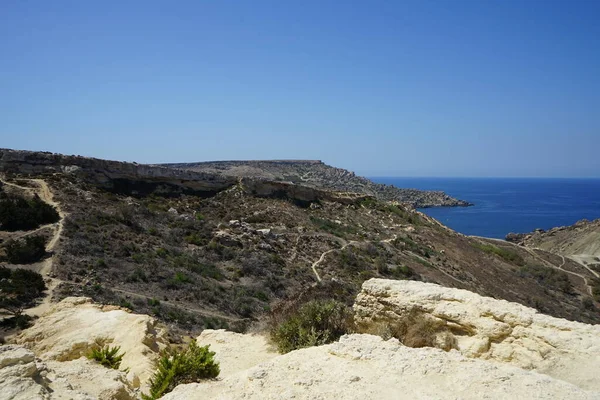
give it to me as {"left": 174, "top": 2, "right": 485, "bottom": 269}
{"left": 370, "top": 178, "right": 600, "bottom": 239}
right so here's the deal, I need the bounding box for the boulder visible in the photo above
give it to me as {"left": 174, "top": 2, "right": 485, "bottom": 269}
{"left": 0, "top": 345, "right": 48, "bottom": 400}
{"left": 15, "top": 297, "right": 167, "bottom": 389}
{"left": 354, "top": 279, "right": 600, "bottom": 391}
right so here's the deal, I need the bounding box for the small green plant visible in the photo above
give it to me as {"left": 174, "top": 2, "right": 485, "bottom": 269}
{"left": 184, "top": 234, "right": 205, "bottom": 246}
{"left": 270, "top": 299, "right": 351, "bottom": 354}
{"left": 143, "top": 340, "right": 219, "bottom": 400}
{"left": 86, "top": 344, "right": 125, "bottom": 370}
{"left": 156, "top": 247, "right": 168, "bottom": 258}
{"left": 195, "top": 213, "right": 205, "bottom": 221}
{"left": 148, "top": 297, "right": 161, "bottom": 307}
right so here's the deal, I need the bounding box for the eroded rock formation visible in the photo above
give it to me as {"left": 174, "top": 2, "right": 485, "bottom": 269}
{"left": 354, "top": 278, "right": 600, "bottom": 391}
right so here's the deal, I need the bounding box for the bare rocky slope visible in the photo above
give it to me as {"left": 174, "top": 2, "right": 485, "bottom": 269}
{"left": 508, "top": 219, "right": 600, "bottom": 260}
{"left": 507, "top": 219, "right": 600, "bottom": 303}
{"left": 160, "top": 160, "right": 472, "bottom": 208}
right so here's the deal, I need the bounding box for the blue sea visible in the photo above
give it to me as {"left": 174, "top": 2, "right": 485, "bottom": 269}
{"left": 370, "top": 178, "right": 600, "bottom": 239}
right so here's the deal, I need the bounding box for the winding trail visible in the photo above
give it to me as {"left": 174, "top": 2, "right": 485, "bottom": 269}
{"left": 0, "top": 176, "right": 66, "bottom": 317}
{"left": 310, "top": 234, "right": 398, "bottom": 282}
{"left": 471, "top": 235, "right": 597, "bottom": 297}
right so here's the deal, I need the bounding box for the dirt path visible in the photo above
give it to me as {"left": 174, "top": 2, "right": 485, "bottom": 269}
{"left": 310, "top": 234, "right": 398, "bottom": 282}
{"left": 569, "top": 255, "right": 600, "bottom": 279}
{"left": 471, "top": 236, "right": 596, "bottom": 297}
{"left": 0, "top": 176, "right": 65, "bottom": 317}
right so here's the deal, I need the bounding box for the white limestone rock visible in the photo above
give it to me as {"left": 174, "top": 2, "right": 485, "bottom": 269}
{"left": 353, "top": 278, "right": 600, "bottom": 391}
{"left": 15, "top": 297, "right": 167, "bottom": 389}
{"left": 163, "top": 334, "right": 598, "bottom": 400}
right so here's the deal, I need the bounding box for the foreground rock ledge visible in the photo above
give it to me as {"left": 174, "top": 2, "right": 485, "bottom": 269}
{"left": 163, "top": 333, "right": 597, "bottom": 400}
{"left": 354, "top": 278, "right": 600, "bottom": 391}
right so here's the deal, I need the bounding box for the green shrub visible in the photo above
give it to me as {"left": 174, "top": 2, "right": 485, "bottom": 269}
{"left": 0, "top": 195, "right": 60, "bottom": 231}
{"left": 184, "top": 234, "right": 205, "bottom": 246}
{"left": 143, "top": 340, "right": 219, "bottom": 400}
{"left": 473, "top": 242, "right": 525, "bottom": 265}
{"left": 3, "top": 235, "right": 47, "bottom": 264}
{"left": 148, "top": 298, "right": 161, "bottom": 307}
{"left": 0, "top": 266, "right": 46, "bottom": 314}
{"left": 309, "top": 216, "right": 357, "bottom": 238}
{"left": 127, "top": 267, "right": 148, "bottom": 283}
{"left": 270, "top": 299, "right": 351, "bottom": 354}
{"left": 86, "top": 344, "right": 125, "bottom": 370}
{"left": 519, "top": 265, "right": 574, "bottom": 294}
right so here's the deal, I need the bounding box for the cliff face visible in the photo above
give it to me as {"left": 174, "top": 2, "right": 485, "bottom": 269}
{"left": 161, "top": 160, "right": 472, "bottom": 208}
{"left": 0, "top": 149, "right": 370, "bottom": 205}
{"left": 0, "top": 148, "right": 238, "bottom": 197}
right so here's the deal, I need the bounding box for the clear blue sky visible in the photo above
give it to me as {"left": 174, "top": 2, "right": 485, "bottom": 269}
{"left": 1, "top": 1, "right": 599, "bottom": 177}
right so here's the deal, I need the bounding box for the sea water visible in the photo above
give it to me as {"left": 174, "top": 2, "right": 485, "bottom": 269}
{"left": 371, "top": 177, "right": 600, "bottom": 239}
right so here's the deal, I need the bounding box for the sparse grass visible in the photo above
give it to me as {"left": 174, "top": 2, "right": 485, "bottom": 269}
{"left": 143, "top": 340, "right": 219, "bottom": 400}
{"left": 356, "top": 309, "right": 455, "bottom": 351}
{"left": 310, "top": 216, "right": 357, "bottom": 237}
{"left": 393, "top": 235, "right": 434, "bottom": 258}
{"left": 472, "top": 242, "right": 525, "bottom": 266}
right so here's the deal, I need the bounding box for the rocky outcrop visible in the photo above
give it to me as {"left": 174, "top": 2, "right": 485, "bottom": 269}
{"left": 354, "top": 279, "right": 600, "bottom": 391}
{"left": 0, "top": 148, "right": 237, "bottom": 197}
{"left": 0, "top": 345, "right": 136, "bottom": 400}
{"left": 15, "top": 297, "right": 168, "bottom": 390}
{"left": 162, "top": 333, "right": 597, "bottom": 400}
{"left": 0, "top": 345, "right": 48, "bottom": 400}
{"left": 161, "top": 160, "right": 473, "bottom": 208}
{"left": 0, "top": 149, "right": 375, "bottom": 206}
{"left": 239, "top": 177, "right": 372, "bottom": 205}
{"left": 509, "top": 219, "right": 600, "bottom": 259}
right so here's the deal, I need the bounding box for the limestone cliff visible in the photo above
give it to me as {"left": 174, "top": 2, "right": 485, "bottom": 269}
{"left": 161, "top": 159, "right": 473, "bottom": 208}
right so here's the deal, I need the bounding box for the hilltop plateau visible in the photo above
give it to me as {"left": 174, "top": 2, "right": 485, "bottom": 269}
{"left": 160, "top": 160, "right": 472, "bottom": 208}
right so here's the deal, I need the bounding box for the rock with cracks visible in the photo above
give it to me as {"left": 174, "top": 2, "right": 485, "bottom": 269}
{"left": 353, "top": 278, "right": 600, "bottom": 391}
{"left": 162, "top": 334, "right": 598, "bottom": 400}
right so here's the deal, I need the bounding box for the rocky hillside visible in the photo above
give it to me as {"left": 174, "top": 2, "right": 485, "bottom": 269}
{"left": 508, "top": 219, "right": 600, "bottom": 260}
{"left": 161, "top": 160, "right": 472, "bottom": 208}
{"left": 507, "top": 219, "right": 600, "bottom": 303}
{"left": 0, "top": 149, "right": 598, "bottom": 340}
